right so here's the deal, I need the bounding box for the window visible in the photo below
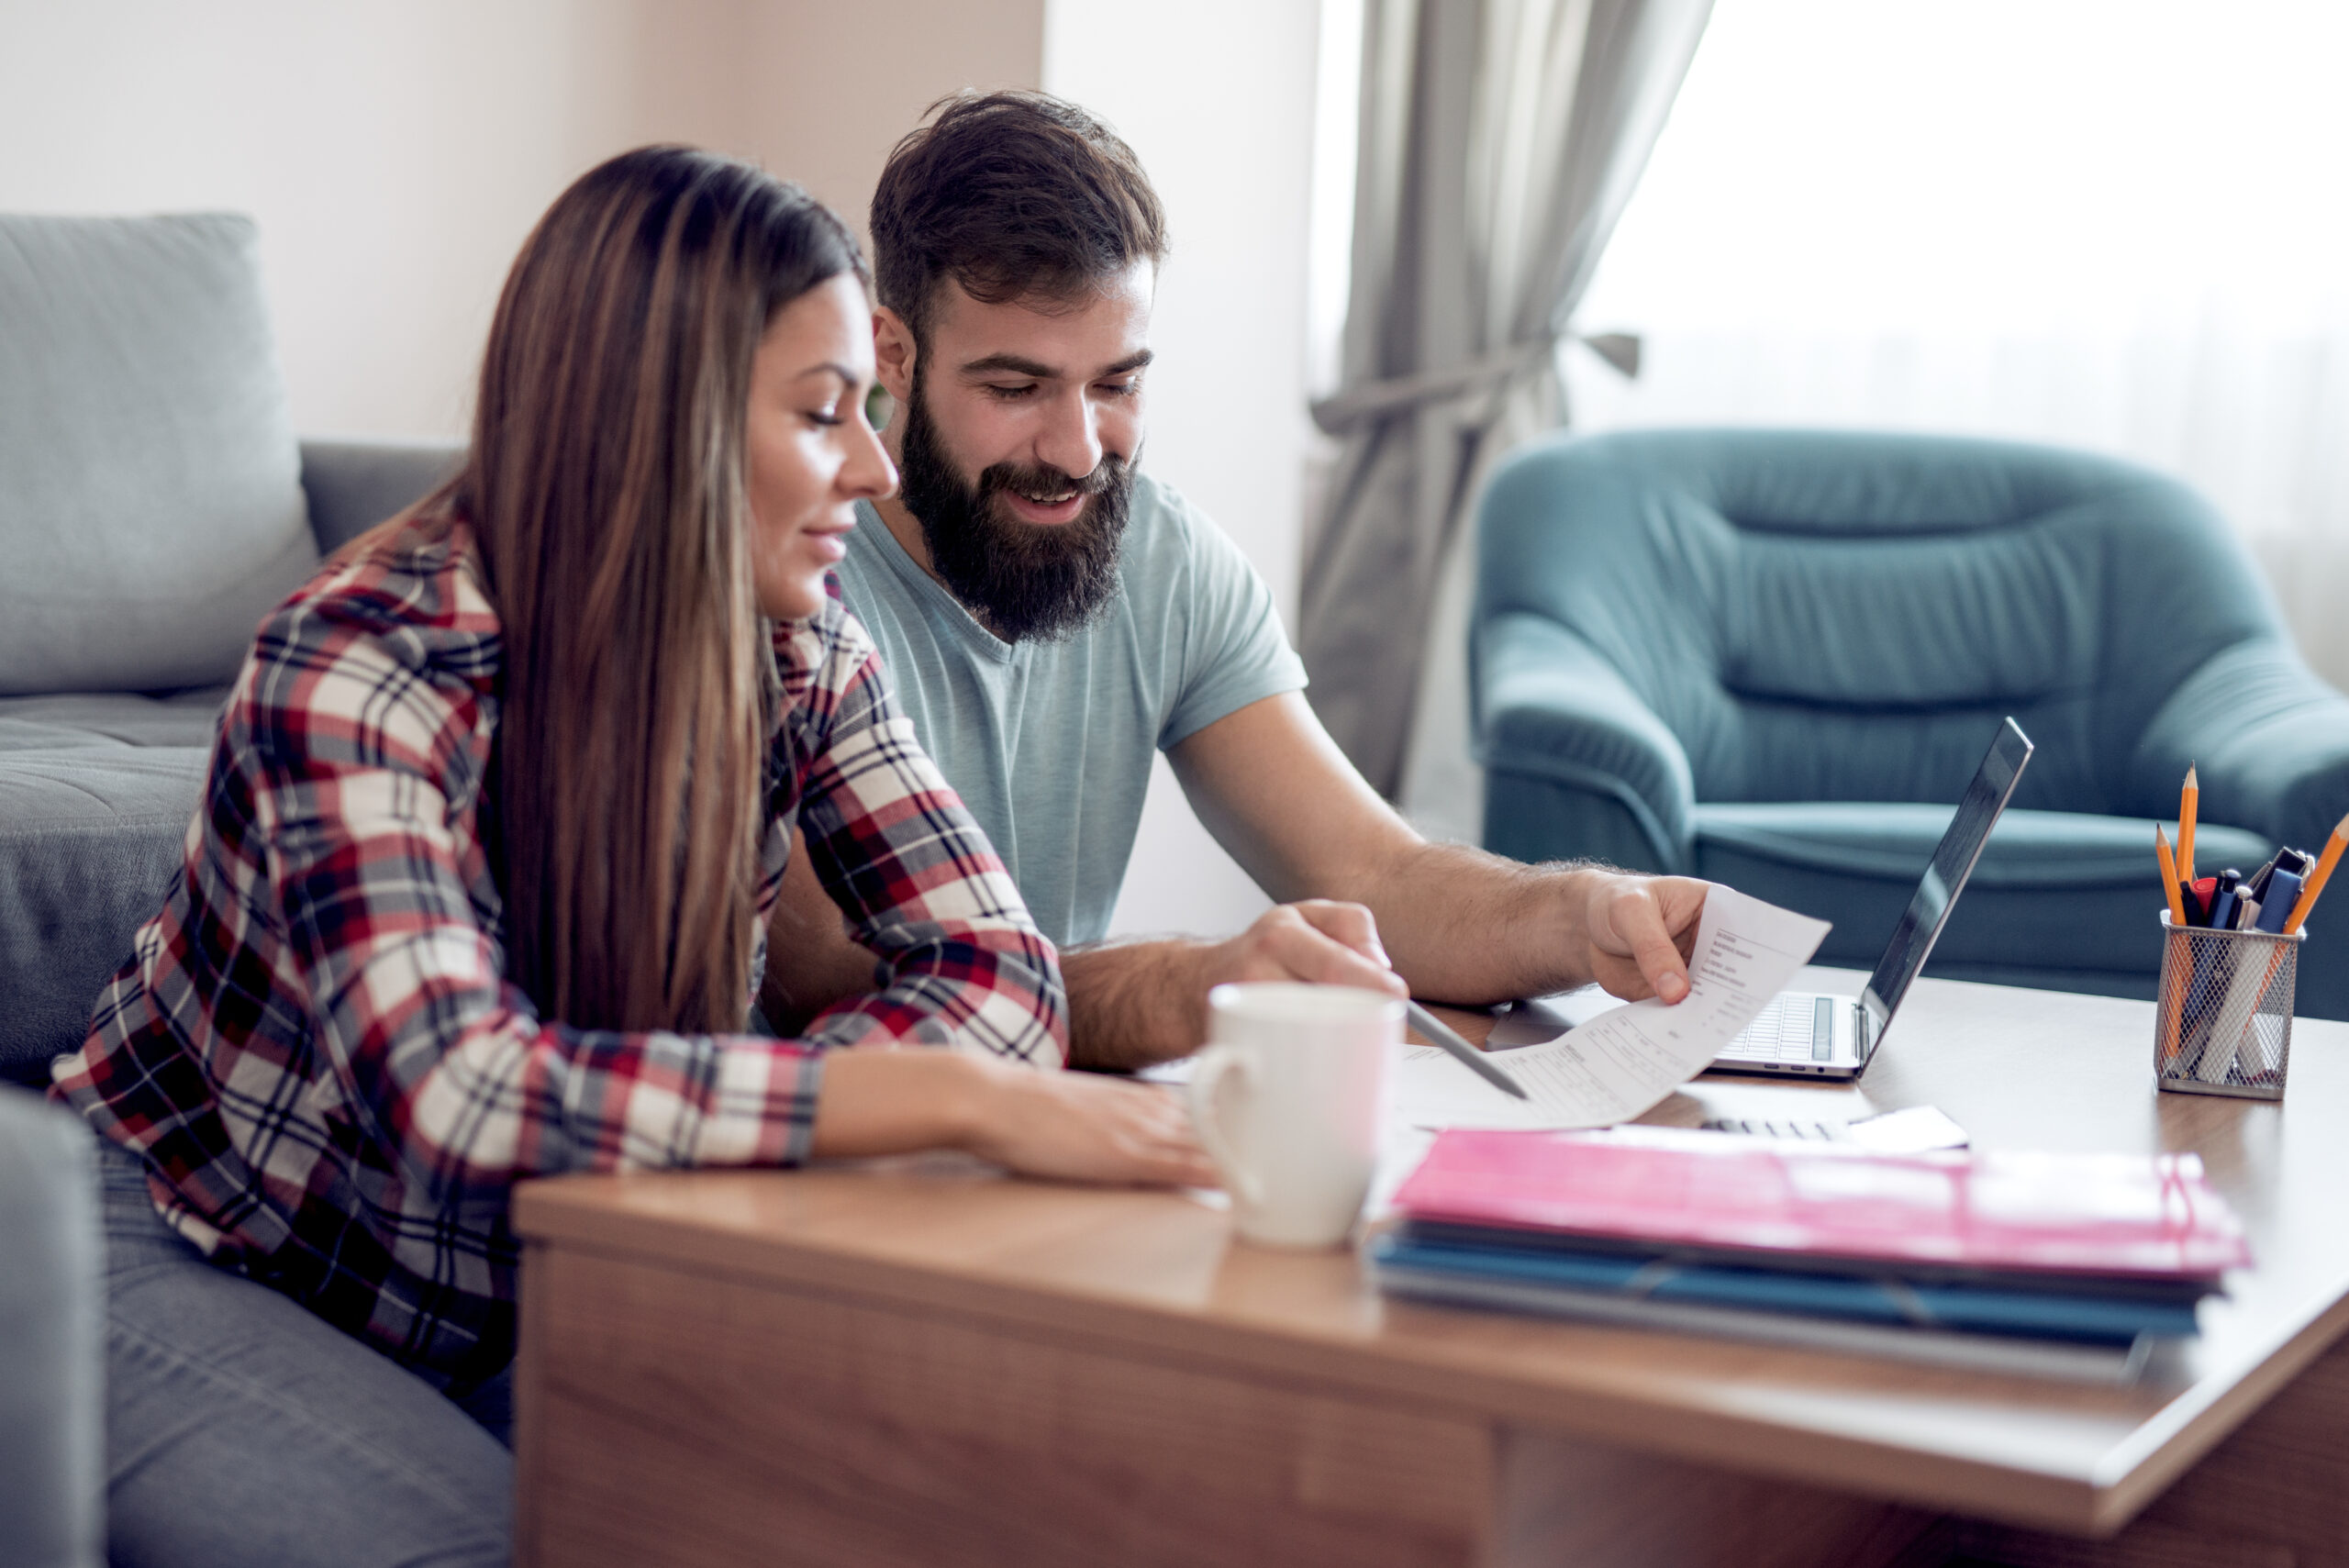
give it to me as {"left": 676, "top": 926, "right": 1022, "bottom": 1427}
{"left": 1564, "top": 0, "right": 2349, "bottom": 686}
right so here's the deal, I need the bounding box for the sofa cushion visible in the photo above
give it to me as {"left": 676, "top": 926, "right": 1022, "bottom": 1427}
{"left": 0, "top": 690, "right": 220, "bottom": 1083}
{"left": 1694, "top": 802, "right": 2272, "bottom": 977}
{"left": 0, "top": 684, "right": 228, "bottom": 751}
{"left": 0, "top": 213, "right": 317, "bottom": 695}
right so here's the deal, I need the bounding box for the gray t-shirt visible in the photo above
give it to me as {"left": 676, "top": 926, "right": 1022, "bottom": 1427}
{"left": 832, "top": 473, "right": 1307, "bottom": 949}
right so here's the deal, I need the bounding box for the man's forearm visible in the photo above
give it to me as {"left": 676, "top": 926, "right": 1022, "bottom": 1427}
{"left": 1357, "top": 843, "right": 1609, "bottom": 1005}
{"left": 762, "top": 827, "right": 887, "bottom": 1034}
{"left": 1163, "top": 695, "right": 1698, "bottom": 1015}
{"left": 1055, "top": 853, "right": 1605, "bottom": 1065}
{"left": 761, "top": 920, "right": 884, "bottom": 1036}
{"left": 1060, "top": 938, "right": 1215, "bottom": 1072}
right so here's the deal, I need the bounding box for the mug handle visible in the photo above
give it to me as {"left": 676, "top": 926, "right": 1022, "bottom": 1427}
{"left": 1186, "top": 1045, "right": 1264, "bottom": 1208}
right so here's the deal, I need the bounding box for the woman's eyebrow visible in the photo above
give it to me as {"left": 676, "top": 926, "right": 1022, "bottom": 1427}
{"left": 793, "top": 362, "right": 861, "bottom": 386}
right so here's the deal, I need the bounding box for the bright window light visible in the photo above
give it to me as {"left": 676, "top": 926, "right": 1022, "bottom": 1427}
{"left": 1562, "top": 0, "right": 2349, "bottom": 687}
{"left": 1582, "top": 0, "right": 2349, "bottom": 338}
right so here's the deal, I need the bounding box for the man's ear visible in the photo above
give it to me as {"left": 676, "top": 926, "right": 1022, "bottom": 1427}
{"left": 873, "top": 306, "right": 917, "bottom": 405}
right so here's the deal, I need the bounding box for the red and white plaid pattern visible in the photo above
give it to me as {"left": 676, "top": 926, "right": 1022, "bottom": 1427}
{"left": 52, "top": 519, "right": 1063, "bottom": 1382}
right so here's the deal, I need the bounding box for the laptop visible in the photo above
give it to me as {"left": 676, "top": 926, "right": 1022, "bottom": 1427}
{"left": 1709, "top": 717, "right": 2034, "bottom": 1081}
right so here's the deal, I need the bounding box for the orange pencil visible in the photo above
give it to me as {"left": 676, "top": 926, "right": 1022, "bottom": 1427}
{"left": 2157, "top": 937, "right": 2192, "bottom": 1067}
{"left": 2155, "top": 825, "right": 2187, "bottom": 926}
{"left": 2283, "top": 811, "right": 2349, "bottom": 934}
{"left": 2176, "top": 764, "right": 2199, "bottom": 887}
{"left": 2154, "top": 823, "right": 2191, "bottom": 1067}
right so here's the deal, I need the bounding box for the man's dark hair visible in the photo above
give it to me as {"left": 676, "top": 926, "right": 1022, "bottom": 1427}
{"left": 871, "top": 90, "right": 1168, "bottom": 342}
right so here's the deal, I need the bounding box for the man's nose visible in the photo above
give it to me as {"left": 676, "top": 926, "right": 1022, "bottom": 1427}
{"left": 1033, "top": 390, "right": 1106, "bottom": 481}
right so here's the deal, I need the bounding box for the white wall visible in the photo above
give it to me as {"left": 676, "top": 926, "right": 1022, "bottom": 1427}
{"left": 1, "top": 1, "right": 631, "bottom": 435}
{"left": 1043, "top": 0, "right": 1329, "bottom": 940}
{"left": 0, "top": 0, "right": 1041, "bottom": 439}
{"left": 0, "top": 0, "right": 1328, "bottom": 944}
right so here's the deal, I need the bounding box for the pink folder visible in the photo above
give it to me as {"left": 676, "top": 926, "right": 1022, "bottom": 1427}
{"left": 1391, "top": 1125, "right": 2251, "bottom": 1281}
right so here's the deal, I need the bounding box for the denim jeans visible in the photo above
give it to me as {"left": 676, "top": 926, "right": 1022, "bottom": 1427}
{"left": 97, "top": 1140, "right": 513, "bottom": 1567}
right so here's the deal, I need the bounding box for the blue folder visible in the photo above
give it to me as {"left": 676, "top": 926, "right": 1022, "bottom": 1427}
{"left": 1370, "top": 1231, "right": 2202, "bottom": 1346}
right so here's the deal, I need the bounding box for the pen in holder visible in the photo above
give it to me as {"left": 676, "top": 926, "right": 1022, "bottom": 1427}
{"left": 2154, "top": 911, "right": 2302, "bottom": 1100}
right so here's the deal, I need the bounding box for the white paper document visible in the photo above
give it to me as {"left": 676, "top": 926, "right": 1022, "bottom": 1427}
{"left": 1392, "top": 885, "right": 1831, "bottom": 1130}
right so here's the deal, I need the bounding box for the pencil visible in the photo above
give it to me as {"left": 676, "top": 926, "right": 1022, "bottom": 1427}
{"left": 1405, "top": 1000, "right": 1531, "bottom": 1101}
{"left": 2155, "top": 825, "right": 2187, "bottom": 926}
{"left": 2177, "top": 764, "right": 2199, "bottom": 887}
{"left": 2155, "top": 828, "right": 2191, "bottom": 1068}
{"left": 2157, "top": 932, "right": 2192, "bottom": 1068}
{"left": 2283, "top": 811, "right": 2349, "bottom": 935}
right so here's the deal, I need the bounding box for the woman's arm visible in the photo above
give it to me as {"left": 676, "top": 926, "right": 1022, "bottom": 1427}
{"left": 261, "top": 719, "right": 1199, "bottom": 1192}
{"left": 246, "top": 586, "right": 1189, "bottom": 1201}
{"left": 777, "top": 606, "right": 1067, "bottom": 1066}
{"left": 811, "top": 1050, "right": 1215, "bottom": 1185}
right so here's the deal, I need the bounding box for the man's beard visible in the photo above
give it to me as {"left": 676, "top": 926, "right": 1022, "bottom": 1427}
{"left": 895, "top": 367, "right": 1133, "bottom": 643}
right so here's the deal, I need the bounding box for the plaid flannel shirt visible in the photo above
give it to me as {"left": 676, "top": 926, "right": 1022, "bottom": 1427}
{"left": 51, "top": 518, "right": 1064, "bottom": 1383}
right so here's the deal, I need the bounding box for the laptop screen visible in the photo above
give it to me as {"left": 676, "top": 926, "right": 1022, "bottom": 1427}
{"left": 1860, "top": 717, "right": 2035, "bottom": 1043}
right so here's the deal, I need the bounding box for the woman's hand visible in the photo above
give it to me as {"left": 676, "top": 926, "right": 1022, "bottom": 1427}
{"left": 810, "top": 1048, "right": 1219, "bottom": 1188}
{"left": 958, "top": 1061, "right": 1221, "bottom": 1188}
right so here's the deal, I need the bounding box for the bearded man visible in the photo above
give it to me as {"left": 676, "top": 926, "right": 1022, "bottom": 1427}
{"left": 764, "top": 90, "right": 1710, "bottom": 1066}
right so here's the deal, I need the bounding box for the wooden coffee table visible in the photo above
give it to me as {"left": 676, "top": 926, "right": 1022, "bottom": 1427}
{"left": 513, "top": 972, "right": 2349, "bottom": 1567}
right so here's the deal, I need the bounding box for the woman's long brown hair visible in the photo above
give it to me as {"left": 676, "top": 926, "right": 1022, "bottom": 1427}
{"left": 452, "top": 147, "right": 865, "bottom": 1033}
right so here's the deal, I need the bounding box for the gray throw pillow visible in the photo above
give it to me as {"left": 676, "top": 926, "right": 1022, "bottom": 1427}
{"left": 0, "top": 213, "right": 317, "bottom": 695}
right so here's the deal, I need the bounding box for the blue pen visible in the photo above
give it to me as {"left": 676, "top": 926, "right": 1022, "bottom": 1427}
{"left": 2256, "top": 870, "right": 2303, "bottom": 933}
{"left": 2177, "top": 870, "right": 2242, "bottom": 1068}
{"left": 2206, "top": 870, "right": 2243, "bottom": 932}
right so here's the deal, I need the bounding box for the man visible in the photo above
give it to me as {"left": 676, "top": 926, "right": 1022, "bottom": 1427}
{"left": 764, "top": 90, "right": 1709, "bottom": 1066}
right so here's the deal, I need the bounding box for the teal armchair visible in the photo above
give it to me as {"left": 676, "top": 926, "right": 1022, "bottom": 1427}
{"left": 1473, "top": 429, "right": 2349, "bottom": 1018}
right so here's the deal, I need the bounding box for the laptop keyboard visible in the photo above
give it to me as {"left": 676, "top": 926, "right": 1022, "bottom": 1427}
{"left": 1701, "top": 1116, "right": 1844, "bottom": 1140}
{"left": 1720, "top": 995, "right": 1840, "bottom": 1062}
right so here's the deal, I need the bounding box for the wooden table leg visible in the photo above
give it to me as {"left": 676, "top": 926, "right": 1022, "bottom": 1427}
{"left": 1494, "top": 1427, "right": 1940, "bottom": 1568}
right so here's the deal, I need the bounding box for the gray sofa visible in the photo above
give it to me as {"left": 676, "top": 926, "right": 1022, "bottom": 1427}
{"left": 0, "top": 1087, "right": 103, "bottom": 1568}
{"left": 0, "top": 435, "right": 461, "bottom": 1087}
{"left": 0, "top": 212, "right": 462, "bottom": 1562}
{"left": 1, "top": 214, "right": 462, "bottom": 1088}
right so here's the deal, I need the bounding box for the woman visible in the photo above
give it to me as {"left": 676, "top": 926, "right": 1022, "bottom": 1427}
{"left": 51, "top": 147, "right": 1212, "bottom": 1567}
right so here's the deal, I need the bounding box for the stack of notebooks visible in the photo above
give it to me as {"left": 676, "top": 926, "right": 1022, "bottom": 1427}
{"left": 1372, "top": 1125, "right": 2251, "bottom": 1382}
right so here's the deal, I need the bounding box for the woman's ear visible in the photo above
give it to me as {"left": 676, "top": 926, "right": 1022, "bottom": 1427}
{"left": 873, "top": 306, "right": 917, "bottom": 406}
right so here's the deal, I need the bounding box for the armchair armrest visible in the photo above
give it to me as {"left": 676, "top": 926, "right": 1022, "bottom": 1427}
{"left": 2133, "top": 637, "right": 2349, "bottom": 1019}
{"left": 2132, "top": 638, "right": 2349, "bottom": 852}
{"left": 298, "top": 437, "right": 465, "bottom": 557}
{"left": 1473, "top": 611, "right": 1697, "bottom": 873}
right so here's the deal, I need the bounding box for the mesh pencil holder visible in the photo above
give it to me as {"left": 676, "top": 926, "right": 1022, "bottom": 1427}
{"left": 2154, "top": 911, "right": 2303, "bottom": 1101}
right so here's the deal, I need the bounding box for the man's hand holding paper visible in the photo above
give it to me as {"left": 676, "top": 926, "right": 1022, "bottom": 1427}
{"left": 1582, "top": 873, "right": 1712, "bottom": 1006}
{"left": 1395, "top": 884, "right": 1832, "bottom": 1130}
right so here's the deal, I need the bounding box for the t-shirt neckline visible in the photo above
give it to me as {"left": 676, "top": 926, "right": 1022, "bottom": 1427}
{"left": 852, "top": 499, "right": 1026, "bottom": 667}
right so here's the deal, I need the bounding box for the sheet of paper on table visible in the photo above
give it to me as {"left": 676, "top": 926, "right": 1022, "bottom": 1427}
{"left": 1391, "top": 884, "right": 1831, "bottom": 1132}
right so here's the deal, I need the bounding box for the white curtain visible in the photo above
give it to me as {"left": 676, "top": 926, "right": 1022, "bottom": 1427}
{"left": 1300, "top": 0, "right": 1714, "bottom": 801}
{"left": 1400, "top": 0, "right": 2349, "bottom": 842}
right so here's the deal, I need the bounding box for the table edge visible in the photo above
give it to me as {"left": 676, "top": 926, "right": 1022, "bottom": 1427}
{"left": 514, "top": 1173, "right": 2318, "bottom": 1536}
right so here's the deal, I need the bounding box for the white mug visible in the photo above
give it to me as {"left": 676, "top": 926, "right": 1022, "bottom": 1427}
{"left": 1187, "top": 982, "right": 1400, "bottom": 1248}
